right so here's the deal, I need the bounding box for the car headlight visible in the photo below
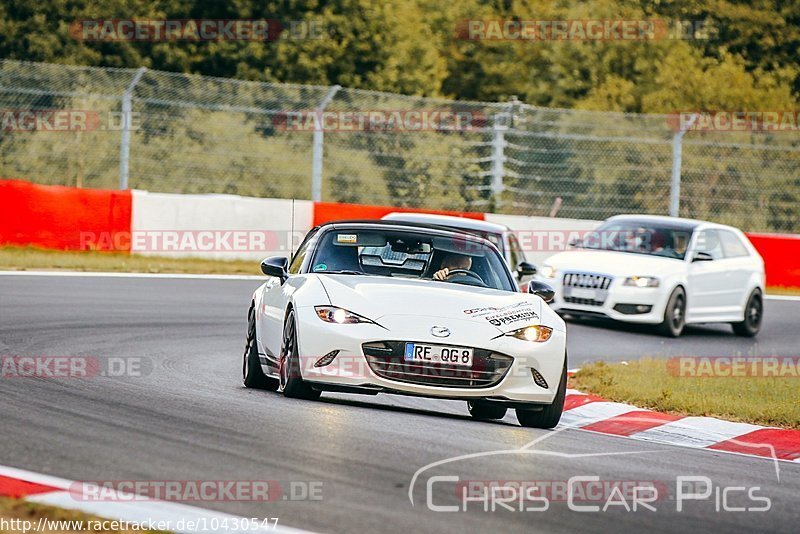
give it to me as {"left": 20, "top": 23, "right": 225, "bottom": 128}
{"left": 540, "top": 265, "right": 557, "bottom": 279}
{"left": 314, "top": 306, "right": 375, "bottom": 324}
{"left": 623, "top": 276, "right": 660, "bottom": 288}
{"left": 507, "top": 325, "right": 553, "bottom": 342}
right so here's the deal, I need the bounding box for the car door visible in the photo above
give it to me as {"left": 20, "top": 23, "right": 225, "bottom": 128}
{"left": 686, "top": 229, "right": 732, "bottom": 319}
{"left": 718, "top": 229, "right": 756, "bottom": 307}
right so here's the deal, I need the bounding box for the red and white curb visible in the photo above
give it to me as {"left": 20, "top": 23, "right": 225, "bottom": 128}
{"left": 0, "top": 465, "right": 312, "bottom": 534}
{"left": 563, "top": 371, "right": 800, "bottom": 464}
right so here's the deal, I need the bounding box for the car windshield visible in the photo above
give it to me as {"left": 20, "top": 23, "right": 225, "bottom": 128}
{"left": 464, "top": 230, "right": 504, "bottom": 254}
{"left": 388, "top": 218, "right": 504, "bottom": 253}
{"left": 577, "top": 220, "right": 694, "bottom": 260}
{"left": 309, "top": 227, "right": 515, "bottom": 291}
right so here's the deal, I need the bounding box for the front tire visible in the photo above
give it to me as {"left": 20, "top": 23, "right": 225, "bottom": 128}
{"left": 467, "top": 401, "right": 507, "bottom": 421}
{"left": 732, "top": 290, "right": 763, "bottom": 337}
{"left": 516, "top": 358, "right": 567, "bottom": 429}
{"left": 279, "top": 310, "right": 321, "bottom": 400}
{"left": 243, "top": 303, "right": 279, "bottom": 390}
{"left": 658, "top": 287, "right": 686, "bottom": 337}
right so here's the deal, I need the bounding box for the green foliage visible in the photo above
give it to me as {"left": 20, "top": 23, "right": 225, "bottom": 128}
{"left": 1, "top": 0, "right": 797, "bottom": 109}
{"left": 1, "top": 0, "right": 798, "bottom": 231}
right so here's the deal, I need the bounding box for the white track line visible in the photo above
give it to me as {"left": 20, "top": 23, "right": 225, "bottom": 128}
{"left": 2, "top": 270, "right": 800, "bottom": 300}
{"left": 0, "top": 465, "right": 314, "bottom": 534}
{"left": 765, "top": 294, "right": 800, "bottom": 301}
{"left": 0, "top": 270, "right": 262, "bottom": 281}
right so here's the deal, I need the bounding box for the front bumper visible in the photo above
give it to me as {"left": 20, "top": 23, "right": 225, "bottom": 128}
{"left": 536, "top": 275, "right": 670, "bottom": 324}
{"left": 293, "top": 307, "right": 567, "bottom": 405}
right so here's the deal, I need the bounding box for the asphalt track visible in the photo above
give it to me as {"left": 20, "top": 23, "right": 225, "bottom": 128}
{"left": 0, "top": 273, "right": 798, "bottom": 533}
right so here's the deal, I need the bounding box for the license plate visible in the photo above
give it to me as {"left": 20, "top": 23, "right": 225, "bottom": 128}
{"left": 404, "top": 343, "right": 473, "bottom": 367}
{"left": 568, "top": 287, "right": 598, "bottom": 300}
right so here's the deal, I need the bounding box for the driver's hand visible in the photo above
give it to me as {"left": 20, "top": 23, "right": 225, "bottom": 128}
{"left": 433, "top": 268, "right": 449, "bottom": 280}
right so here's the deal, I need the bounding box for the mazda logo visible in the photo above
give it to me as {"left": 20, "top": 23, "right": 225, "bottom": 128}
{"left": 430, "top": 326, "right": 450, "bottom": 338}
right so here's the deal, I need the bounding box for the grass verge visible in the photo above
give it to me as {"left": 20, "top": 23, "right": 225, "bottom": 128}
{"left": 0, "top": 497, "right": 166, "bottom": 533}
{"left": 0, "top": 246, "right": 260, "bottom": 276}
{"left": 765, "top": 286, "right": 800, "bottom": 297}
{"left": 571, "top": 359, "right": 799, "bottom": 429}
{"left": 3, "top": 247, "right": 800, "bottom": 296}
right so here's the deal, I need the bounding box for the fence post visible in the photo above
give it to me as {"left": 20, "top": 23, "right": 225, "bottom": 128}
{"left": 669, "top": 113, "right": 698, "bottom": 217}
{"left": 488, "top": 98, "right": 520, "bottom": 211}
{"left": 119, "top": 67, "right": 147, "bottom": 190}
{"left": 490, "top": 121, "right": 507, "bottom": 209}
{"left": 311, "top": 85, "right": 342, "bottom": 202}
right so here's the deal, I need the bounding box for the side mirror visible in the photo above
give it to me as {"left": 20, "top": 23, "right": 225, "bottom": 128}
{"left": 527, "top": 280, "right": 555, "bottom": 303}
{"left": 692, "top": 251, "right": 714, "bottom": 262}
{"left": 516, "top": 261, "right": 537, "bottom": 278}
{"left": 261, "top": 256, "right": 289, "bottom": 281}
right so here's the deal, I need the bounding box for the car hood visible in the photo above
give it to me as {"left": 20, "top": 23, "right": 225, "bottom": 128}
{"left": 543, "top": 249, "right": 686, "bottom": 277}
{"left": 316, "top": 274, "right": 547, "bottom": 334}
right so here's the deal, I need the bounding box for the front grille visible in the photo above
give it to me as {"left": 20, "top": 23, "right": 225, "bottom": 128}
{"left": 362, "top": 341, "right": 512, "bottom": 389}
{"left": 562, "top": 272, "right": 613, "bottom": 306}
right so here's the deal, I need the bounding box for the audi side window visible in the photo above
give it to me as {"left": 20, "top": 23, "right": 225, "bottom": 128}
{"left": 695, "top": 230, "right": 725, "bottom": 260}
{"left": 718, "top": 230, "right": 750, "bottom": 258}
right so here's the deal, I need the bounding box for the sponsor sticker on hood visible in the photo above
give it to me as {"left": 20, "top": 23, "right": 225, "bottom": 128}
{"left": 463, "top": 301, "right": 539, "bottom": 327}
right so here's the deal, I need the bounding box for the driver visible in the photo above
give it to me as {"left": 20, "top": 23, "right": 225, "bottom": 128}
{"left": 433, "top": 253, "right": 472, "bottom": 281}
{"left": 674, "top": 232, "right": 689, "bottom": 256}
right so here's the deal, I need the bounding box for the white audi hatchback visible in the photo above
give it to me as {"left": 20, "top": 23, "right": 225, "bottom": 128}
{"left": 535, "top": 215, "right": 765, "bottom": 337}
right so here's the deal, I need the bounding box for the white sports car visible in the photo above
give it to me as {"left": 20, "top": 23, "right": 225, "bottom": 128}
{"left": 535, "top": 215, "right": 765, "bottom": 337}
{"left": 242, "top": 220, "right": 568, "bottom": 428}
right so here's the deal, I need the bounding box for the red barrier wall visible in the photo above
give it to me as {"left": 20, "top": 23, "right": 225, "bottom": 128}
{"left": 0, "top": 180, "right": 797, "bottom": 288}
{"left": 0, "top": 179, "right": 132, "bottom": 251}
{"left": 314, "top": 202, "right": 800, "bottom": 289}
{"left": 746, "top": 233, "right": 800, "bottom": 288}
{"left": 312, "top": 201, "right": 485, "bottom": 227}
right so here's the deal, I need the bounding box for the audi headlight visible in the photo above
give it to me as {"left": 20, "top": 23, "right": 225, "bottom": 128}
{"left": 507, "top": 325, "right": 553, "bottom": 342}
{"left": 315, "top": 306, "right": 375, "bottom": 324}
{"left": 623, "top": 276, "right": 660, "bottom": 288}
{"left": 540, "top": 265, "right": 557, "bottom": 279}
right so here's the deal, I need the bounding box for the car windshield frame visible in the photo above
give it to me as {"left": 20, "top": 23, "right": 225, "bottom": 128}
{"left": 576, "top": 219, "right": 696, "bottom": 261}
{"left": 303, "top": 224, "right": 517, "bottom": 292}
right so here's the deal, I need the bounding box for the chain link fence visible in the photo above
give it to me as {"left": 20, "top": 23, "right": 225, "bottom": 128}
{"left": 1, "top": 60, "right": 798, "bottom": 232}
